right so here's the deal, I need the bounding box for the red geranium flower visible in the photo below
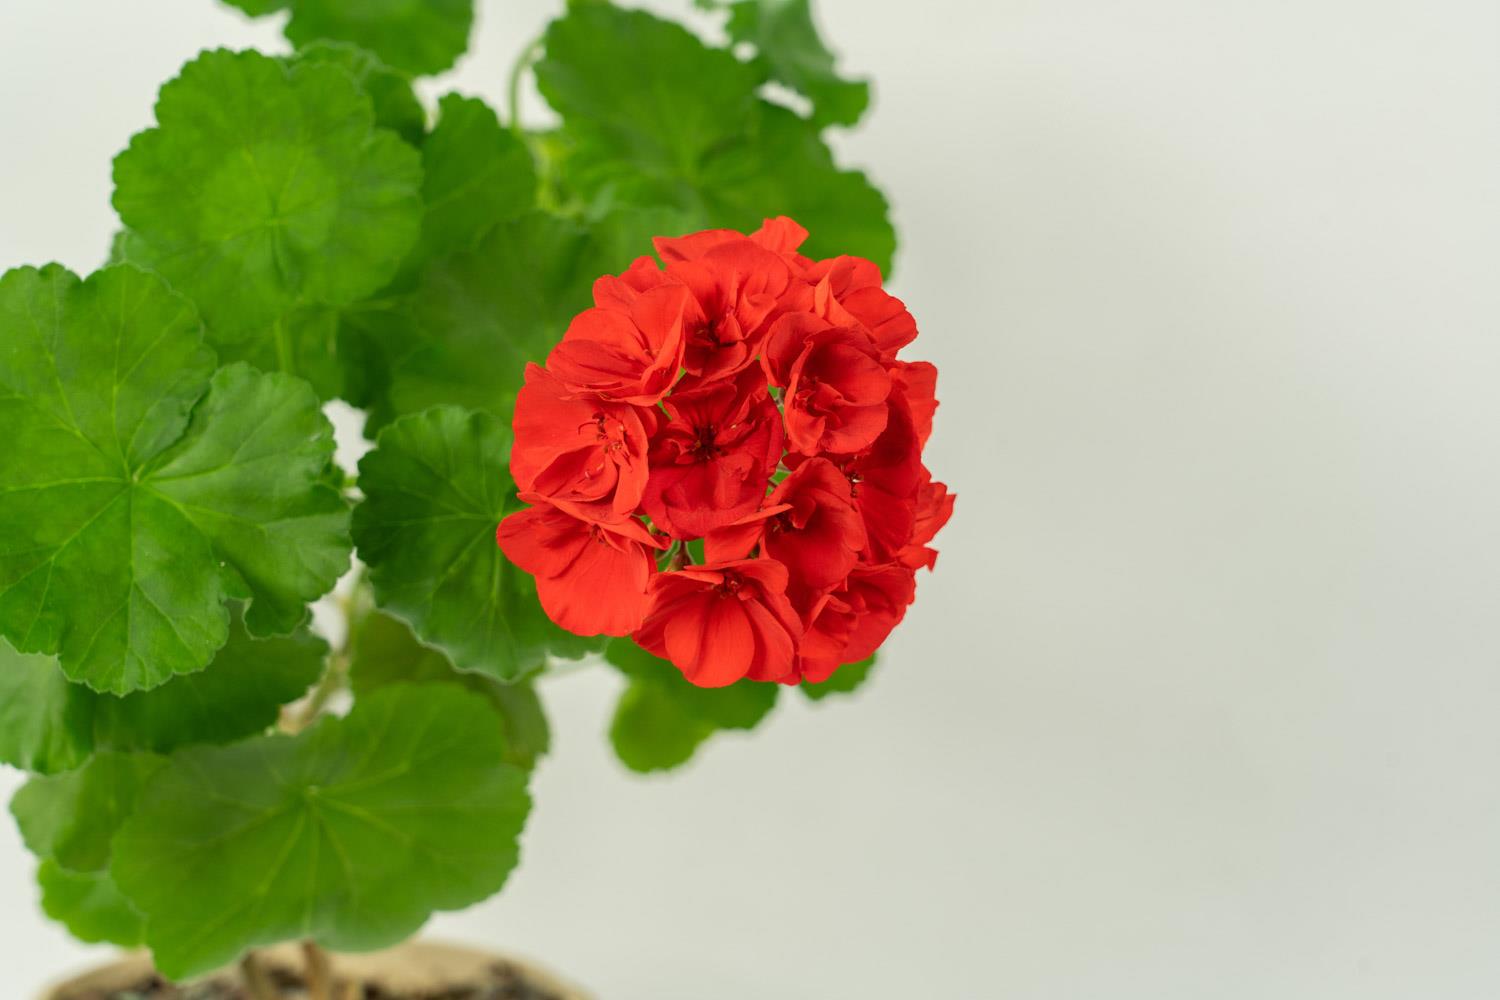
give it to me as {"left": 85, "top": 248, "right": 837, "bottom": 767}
{"left": 838, "top": 563, "right": 918, "bottom": 664}
{"left": 789, "top": 562, "right": 916, "bottom": 684}
{"left": 804, "top": 255, "right": 918, "bottom": 360}
{"left": 763, "top": 313, "right": 892, "bottom": 455}
{"left": 545, "top": 284, "right": 689, "bottom": 405}
{"left": 496, "top": 218, "right": 953, "bottom": 690}
{"left": 634, "top": 559, "right": 804, "bottom": 687}
{"left": 796, "top": 590, "right": 859, "bottom": 684}
{"left": 891, "top": 360, "right": 939, "bottom": 447}
{"left": 899, "top": 473, "right": 956, "bottom": 571}
{"left": 704, "top": 457, "right": 866, "bottom": 593}
{"left": 497, "top": 500, "right": 667, "bottom": 636}
{"left": 653, "top": 215, "right": 811, "bottom": 269}
{"left": 640, "top": 372, "right": 783, "bottom": 539}
{"left": 830, "top": 381, "right": 925, "bottom": 563}
{"left": 510, "top": 364, "right": 654, "bottom": 523}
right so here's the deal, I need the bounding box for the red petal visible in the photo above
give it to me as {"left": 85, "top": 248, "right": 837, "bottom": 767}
{"left": 663, "top": 595, "right": 754, "bottom": 687}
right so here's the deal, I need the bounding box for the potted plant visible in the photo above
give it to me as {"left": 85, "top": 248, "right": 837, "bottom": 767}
{"left": 0, "top": 0, "right": 954, "bottom": 996}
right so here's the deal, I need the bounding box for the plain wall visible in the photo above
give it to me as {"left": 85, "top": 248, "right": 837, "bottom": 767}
{"left": 2, "top": 0, "right": 1499, "bottom": 996}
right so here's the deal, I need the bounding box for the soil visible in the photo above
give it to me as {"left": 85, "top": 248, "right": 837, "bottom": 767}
{"left": 54, "top": 959, "right": 565, "bottom": 1000}
{"left": 45, "top": 944, "right": 583, "bottom": 1000}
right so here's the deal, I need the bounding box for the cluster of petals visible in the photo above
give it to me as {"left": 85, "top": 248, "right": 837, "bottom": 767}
{"left": 497, "top": 218, "right": 954, "bottom": 688}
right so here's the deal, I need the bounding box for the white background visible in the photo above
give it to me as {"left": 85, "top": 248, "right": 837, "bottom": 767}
{"left": 3, "top": 0, "right": 1500, "bottom": 997}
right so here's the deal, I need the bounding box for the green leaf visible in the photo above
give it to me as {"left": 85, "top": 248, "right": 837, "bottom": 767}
{"left": 353, "top": 407, "right": 598, "bottom": 683}
{"left": 0, "top": 264, "right": 350, "bottom": 694}
{"left": 801, "top": 655, "right": 876, "bottom": 701}
{"left": 213, "top": 305, "right": 350, "bottom": 401}
{"left": 37, "top": 861, "right": 146, "bottom": 948}
{"left": 0, "top": 262, "right": 343, "bottom": 692}
{"left": 539, "top": 3, "right": 759, "bottom": 192}
{"left": 0, "top": 613, "right": 324, "bottom": 771}
{"left": 724, "top": 0, "right": 870, "bottom": 127}
{"left": 93, "top": 614, "right": 327, "bottom": 754}
{"left": 113, "top": 49, "right": 423, "bottom": 343}
{"left": 12, "top": 752, "right": 166, "bottom": 873}
{"left": 291, "top": 42, "right": 427, "bottom": 146}
{"left": 699, "top": 102, "right": 895, "bottom": 271}
{"left": 0, "top": 639, "right": 93, "bottom": 774}
{"left": 605, "top": 639, "right": 779, "bottom": 773}
{"left": 11, "top": 752, "right": 160, "bottom": 948}
{"left": 221, "top": 0, "right": 289, "bottom": 15}
{"left": 352, "top": 212, "right": 608, "bottom": 429}
{"left": 536, "top": 2, "right": 894, "bottom": 272}
{"left": 140, "top": 363, "right": 352, "bottom": 638}
{"left": 419, "top": 95, "right": 537, "bottom": 258}
{"left": 348, "top": 609, "right": 551, "bottom": 769}
{"left": 111, "top": 684, "right": 531, "bottom": 980}
{"left": 284, "top": 0, "right": 475, "bottom": 77}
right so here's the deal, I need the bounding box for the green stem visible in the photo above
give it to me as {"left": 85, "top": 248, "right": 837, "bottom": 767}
{"left": 507, "top": 34, "right": 545, "bottom": 133}
{"left": 272, "top": 315, "right": 293, "bottom": 375}
{"left": 286, "top": 568, "right": 367, "bottom": 733}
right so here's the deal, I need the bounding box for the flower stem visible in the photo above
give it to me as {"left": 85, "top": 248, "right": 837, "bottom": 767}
{"left": 302, "top": 940, "right": 335, "bottom": 1000}
{"left": 240, "top": 951, "right": 278, "bottom": 1000}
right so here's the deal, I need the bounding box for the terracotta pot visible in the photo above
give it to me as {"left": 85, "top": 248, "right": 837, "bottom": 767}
{"left": 41, "top": 940, "right": 590, "bottom": 999}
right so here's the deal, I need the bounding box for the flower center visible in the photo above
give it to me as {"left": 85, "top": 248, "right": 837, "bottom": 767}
{"left": 590, "top": 412, "right": 627, "bottom": 454}
{"left": 690, "top": 423, "right": 720, "bottom": 460}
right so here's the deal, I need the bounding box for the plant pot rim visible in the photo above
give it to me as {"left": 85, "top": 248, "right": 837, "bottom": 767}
{"left": 41, "top": 939, "right": 590, "bottom": 999}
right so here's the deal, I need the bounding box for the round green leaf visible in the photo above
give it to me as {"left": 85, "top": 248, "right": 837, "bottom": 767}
{"left": 419, "top": 94, "right": 537, "bottom": 258}
{"left": 11, "top": 752, "right": 167, "bottom": 874}
{"left": 37, "top": 861, "right": 146, "bottom": 948}
{"left": 353, "top": 212, "right": 608, "bottom": 428}
{"left": 605, "top": 639, "right": 780, "bottom": 773}
{"left": 724, "top": 0, "right": 871, "bottom": 127}
{"left": 0, "top": 613, "right": 326, "bottom": 770}
{"left": 12, "top": 752, "right": 160, "bottom": 948}
{"left": 292, "top": 41, "right": 427, "bottom": 146}
{"left": 93, "top": 615, "right": 328, "bottom": 753}
{"left": 536, "top": 3, "right": 896, "bottom": 272}
{"left": 348, "top": 609, "right": 550, "bottom": 769}
{"left": 111, "top": 684, "right": 531, "bottom": 980}
{"left": 0, "top": 264, "right": 350, "bottom": 694}
{"left": 284, "top": 0, "right": 475, "bottom": 77}
{"left": 800, "top": 654, "right": 877, "bottom": 701}
{"left": 112, "top": 48, "right": 423, "bottom": 342}
{"left": 0, "top": 638, "right": 93, "bottom": 774}
{"left": 353, "top": 406, "right": 599, "bottom": 682}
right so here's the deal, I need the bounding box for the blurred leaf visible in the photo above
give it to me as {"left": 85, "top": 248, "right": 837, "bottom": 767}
{"left": 291, "top": 41, "right": 427, "bottom": 145}
{"left": 801, "top": 655, "right": 877, "bottom": 701}
{"left": 606, "top": 639, "right": 780, "bottom": 773}
{"left": 37, "top": 861, "right": 146, "bottom": 948}
{"left": 11, "top": 753, "right": 166, "bottom": 873}
{"left": 284, "top": 0, "right": 474, "bottom": 77}
{"left": 724, "top": 0, "right": 870, "bottom": 127}
{"left": 0, "top": 614, "right": 325, "bottom": 771}
{"left": 420, "top": 94, "right": 537, "bottom": 257}
{"left": 349, "top": 609, "right": 551, "bottom": 768}
{"left": 111, "top": 685, "right": 530, "bottom": 980}
{"left": 92, "top": 615, "right": 327, "bottom": 754}
{"left": 536, "top": 2, "right": 894, "bottom": 272}
{"left": 0, "top": 639, "right": 93, "bottom": 774}
{"left": 353, "top": 211, "right": 608, "bottom": 428}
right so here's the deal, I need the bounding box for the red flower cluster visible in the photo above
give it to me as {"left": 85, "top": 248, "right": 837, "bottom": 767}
{"left": 497, "top": 218, "right": 954, "bottom": 688}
